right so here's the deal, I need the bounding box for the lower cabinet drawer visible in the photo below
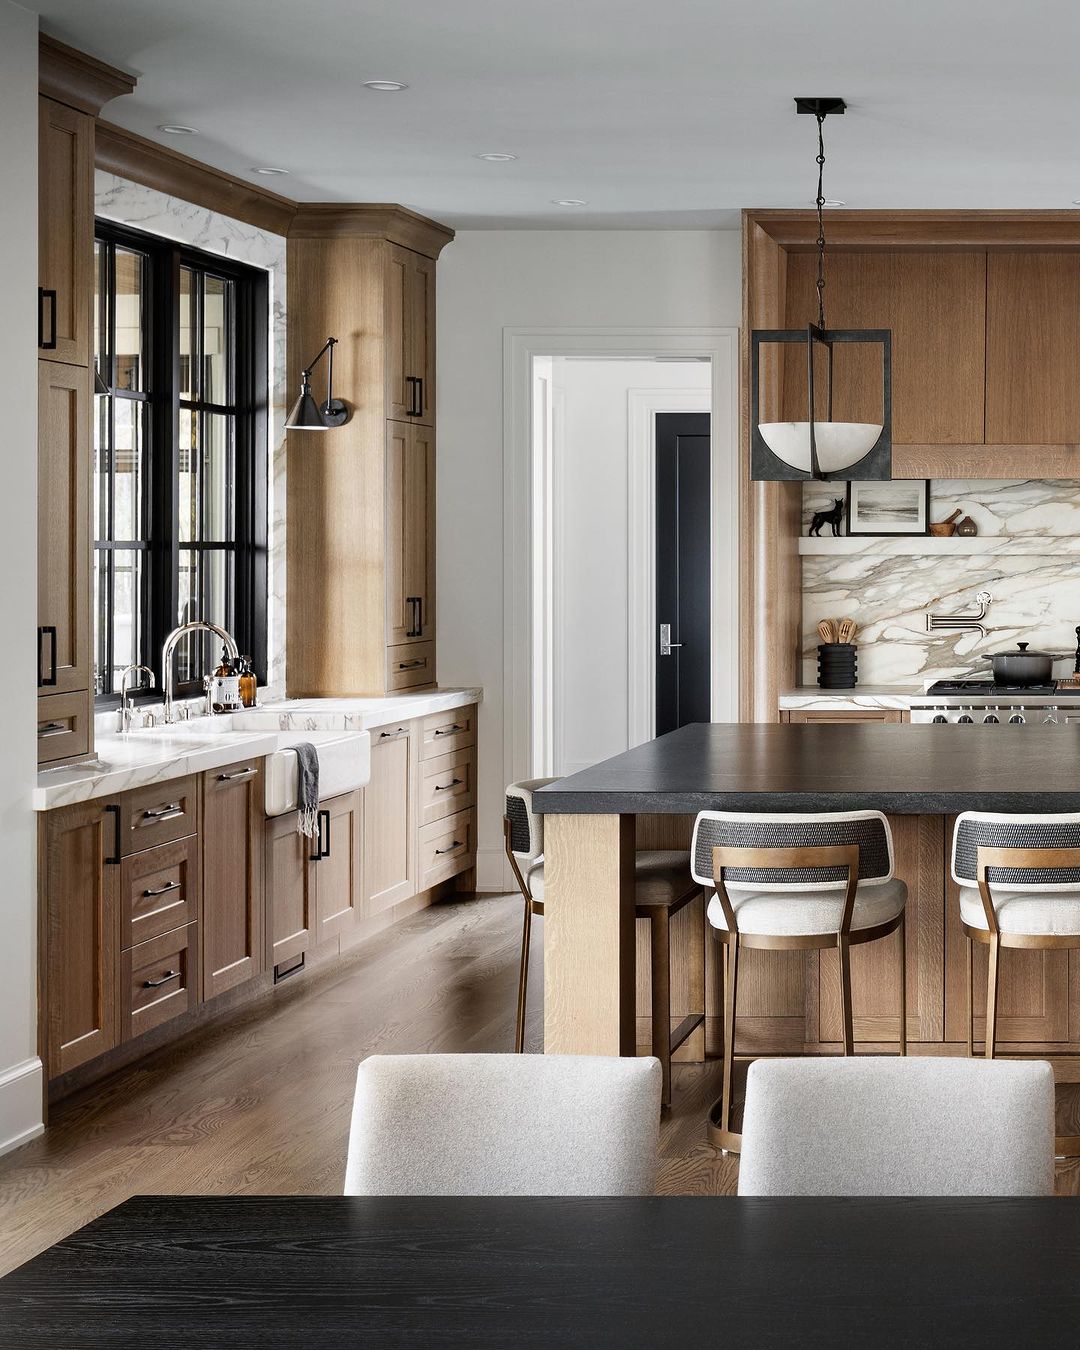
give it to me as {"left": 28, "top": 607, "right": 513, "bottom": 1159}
{"left": 118, "top": 776, "right": 199, "bottom": 855}
{"left": 418, "top": 808, "right": 476, "bottom": 890}
{"left": 419, "top": 747, "right": 477, "bottom": 828}
{"left": 387, "top": 641, "right": 435, "bottom": 691}
{"left": 122, "top": 922, "right": 200, "bottom": 1042}
{"left": 121, "top": 835, "right": 200, "bottom": 948}
{"left": 419, "top": 703, "right": 476, "bottom": 759}
{"left": 37, "top": 690, "right": 91, "bottom": 766}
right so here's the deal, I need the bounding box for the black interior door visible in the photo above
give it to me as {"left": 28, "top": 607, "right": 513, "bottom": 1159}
{"left": 655, "top": 412, "right": 710, "bottom": 737}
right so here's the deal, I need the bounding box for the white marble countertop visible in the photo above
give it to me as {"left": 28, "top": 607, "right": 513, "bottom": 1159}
{"left": 35, "top": 687, "right": 482, "bottom": 811}
{"left": 779, "top": 687, "right": 924, "bottom": 711}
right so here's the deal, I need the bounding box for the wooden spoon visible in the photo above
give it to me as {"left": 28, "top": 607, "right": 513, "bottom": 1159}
{"left": 818, "top": 619, "right": 837, "bottom": 645}
{"left": 837, "top": 617, "right": 857, "bottom": 645}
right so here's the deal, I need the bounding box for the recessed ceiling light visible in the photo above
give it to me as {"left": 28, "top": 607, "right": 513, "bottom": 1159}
{"left": 822, "top": 198, "right": 846, "bottom": 207}
{"left": 552, "top": 198, "right": 587, "bottom": 207}
{"left": 158, "top": 124, "right": 199, "bottom": 135}
{"left": 253, "top": 166, "right": 290, "bottom": 176}
{"left": 364, "top": 80, "right": 408, "bottom": 91}
{"left": 477, "top": 152, "right": 517, "bottom": 162}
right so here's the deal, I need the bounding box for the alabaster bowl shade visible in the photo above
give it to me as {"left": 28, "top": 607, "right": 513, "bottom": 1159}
{"left": 758, "top": 420, "right": 883, "bottom": 475}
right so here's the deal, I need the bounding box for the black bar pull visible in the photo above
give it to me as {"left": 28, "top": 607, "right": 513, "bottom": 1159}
{"left": 38, "top": 287, "right": 57, "bottom": 350}
{"left": 104, "top": 804, "right": 122, "bottom": 865}
{"left": 143, "top": 881, "right": 181, "bottom": 898}
{"left": 38, "top": 625, "right": 57, "bottom": 688}
{"left": 321, "top": 808, "right": 331, "bottom": 859}
{"left": 435, "top": 840, "right": 464, "bottom": 855}
{"left": 415, "top": 377, "right": 424, "bottom": 417}
{"left": 433, "top": 778, "right": 464, "bottom": 792}
{"left": 143, "top": 970, "right": 179, "bottom": 989}
{"left": 310, "top": 808, "right": 331, "bottom": 862}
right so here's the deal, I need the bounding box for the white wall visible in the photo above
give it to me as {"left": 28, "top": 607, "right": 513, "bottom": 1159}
{"left": 554, "top": 358, "right": 710, "bottom": 774}
{"left": 0, "top": 0, "right": 44, "bottom": 1156}
{"left": 436, "top": 230, "right": 741, "bottom": 889}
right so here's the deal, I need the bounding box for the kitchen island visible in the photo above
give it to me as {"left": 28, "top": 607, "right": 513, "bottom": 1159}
{"left": 533, "top": 722, "right": 1080, "bottom": 1064}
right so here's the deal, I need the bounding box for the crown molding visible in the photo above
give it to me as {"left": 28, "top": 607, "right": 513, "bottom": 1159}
{"left": 39, "top": 33, "right": 136, "bottom": 116}
{"left": 96, "top": 122, "right": 298, "bottom": 236}
{"left": 289, "top": 204, "right": 455, "bottom": 257}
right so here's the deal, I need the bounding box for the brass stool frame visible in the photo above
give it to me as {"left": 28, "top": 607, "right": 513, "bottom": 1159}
{"left": 709, "top": 842, "right": 907, "bottom": 1154}
{"left": 965, "top": 844, "right": 1080, "bottom": 1157}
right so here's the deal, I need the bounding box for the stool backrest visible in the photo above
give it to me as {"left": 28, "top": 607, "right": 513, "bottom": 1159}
{"left": 952, "top": 812, "right": 1080, "bottom": 891}
{"left": 691, "top": 810, "right": 894, "bottom": 890}
{"left": 505, "top": 778, "right": 558, "bottom": 865}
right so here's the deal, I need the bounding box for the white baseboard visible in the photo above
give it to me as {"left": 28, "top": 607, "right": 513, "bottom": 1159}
{"left": 476, "top": 846, "right": 511, "bottom": 893}
{"left": 0, "top": 1057, "right": 43, "bottom": 1159}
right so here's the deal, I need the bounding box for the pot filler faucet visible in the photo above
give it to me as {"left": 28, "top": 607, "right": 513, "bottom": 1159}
{"left": 925, "top": 590, "right": 993, "bottom": 639}
{"left": 161, "top": 620, "right": 238, "bottom": 724}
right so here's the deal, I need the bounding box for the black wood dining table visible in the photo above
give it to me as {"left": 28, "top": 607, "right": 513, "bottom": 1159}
{"left": 3, "top": 1194, "right": 1080, "bottom": 1347}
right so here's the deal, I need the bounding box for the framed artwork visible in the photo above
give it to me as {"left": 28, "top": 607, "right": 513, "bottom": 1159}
{"left": 845, "top": 479, "right": 930, "bottom": 536}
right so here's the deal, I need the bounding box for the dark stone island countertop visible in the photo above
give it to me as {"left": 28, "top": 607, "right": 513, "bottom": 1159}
{"left": 533, "top": 722, "right": 1080, "bottom": 816}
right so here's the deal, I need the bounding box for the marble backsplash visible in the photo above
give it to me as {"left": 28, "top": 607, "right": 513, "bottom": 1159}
{"left": 801, "top": 480, "right": 1080, "bottom": 685}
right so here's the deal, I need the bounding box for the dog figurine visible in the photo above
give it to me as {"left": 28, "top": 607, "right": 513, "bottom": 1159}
{"left": 809, "top": 498, "right": 845, "bottom": 537}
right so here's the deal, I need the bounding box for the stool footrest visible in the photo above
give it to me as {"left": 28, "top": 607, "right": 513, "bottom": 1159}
{"left": 669, "top": 1012, "right": 705, "bottom": 1055}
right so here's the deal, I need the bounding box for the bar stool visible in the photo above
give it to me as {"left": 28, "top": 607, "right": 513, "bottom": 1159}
{"left": 951, "top": 810, "right": 1080, "bottom": 1155}
{"left": 505, "top": 779, "right": 704, "bottom": 1105}
{"left": 691, "top": 809, "right": 908, "bottom": 1153}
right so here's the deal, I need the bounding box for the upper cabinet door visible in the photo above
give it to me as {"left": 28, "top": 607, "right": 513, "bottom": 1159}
{"left": 385, "top": 245, "right": 435, "bottom": 425}
{"left": 985, "top": 253, "right": 1080, "bottom": 445}
{"left": 38, "top": 97, "right": 93, "bottom": 367}
{"left": 38, "top": 361, "right": 90, "bottom": 697}
{"left": 385, "top": 421, "right": 435, "bottom": 646}
{"left": 782, "top": 251, "right": 986, "bottom": 445}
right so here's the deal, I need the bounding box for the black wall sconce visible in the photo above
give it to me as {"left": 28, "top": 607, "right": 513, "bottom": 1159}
{"left": 285, "top": 336, "right": 350, "bottom": 430}
{"left": 751, "top": 98, "right": 892, "bottom": 481}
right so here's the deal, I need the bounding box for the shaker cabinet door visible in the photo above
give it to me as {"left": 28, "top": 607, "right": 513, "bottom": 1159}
{"left": 39, "top": 96, "right": 93, "bottom": 367}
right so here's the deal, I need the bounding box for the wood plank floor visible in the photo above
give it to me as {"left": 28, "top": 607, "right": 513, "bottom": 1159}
{"left": 2, "top": 892, "right": 1080, "bottom": 1276}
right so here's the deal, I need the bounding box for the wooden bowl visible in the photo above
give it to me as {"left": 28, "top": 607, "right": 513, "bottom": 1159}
{"left": 929, "top": 521, "right": 956, "bottom": 537}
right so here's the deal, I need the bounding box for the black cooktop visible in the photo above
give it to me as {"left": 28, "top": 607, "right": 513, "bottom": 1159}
{"left": 926, "top": 678, "right": 1060, "bottom": 696}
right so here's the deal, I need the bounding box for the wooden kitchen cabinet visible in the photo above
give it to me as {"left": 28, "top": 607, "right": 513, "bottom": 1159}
{"left": 38, "top": 96, "right": 93, "bottom": 367}
{"left": 362, "top": 723, "right": 417, "bottom": 916}
{"left": 43, "top": 797, "right": 121, "bottom": 1076}
{"left": 386, "top": 244, "right": 435, "bottom": 425}
{"left": 265, "top": 812, "right": 317, "bottom": 968}
{"left": 781, "top": 710, "right": 906, "bottom": 724}
{"left": 385, "top": 421, "right": 435, "bottom": 651}
{"left": 201, "top": 760, "right": 264, "bottom": 1000}
{"left": 315, "top": 791, "right": 363, "bottom": 945}
{"left": 37, "top": 360, "right": 91, "bottom": 708}
{"left": 121, "top": 922, "right": 199, "bottom": 1042}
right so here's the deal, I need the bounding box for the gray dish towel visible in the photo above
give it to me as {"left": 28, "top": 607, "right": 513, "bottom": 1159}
{"left": 293, "top": 742, "right": 320, "bottom": 838}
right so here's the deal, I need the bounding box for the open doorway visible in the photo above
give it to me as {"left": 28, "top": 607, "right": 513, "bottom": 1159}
{"left": 522, "top": 345, "right": 734, "bottom": 778}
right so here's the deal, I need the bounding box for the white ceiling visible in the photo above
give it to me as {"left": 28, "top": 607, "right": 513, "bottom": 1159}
{"left": 29, "top": 0, "right": 1080, "bottom": 229}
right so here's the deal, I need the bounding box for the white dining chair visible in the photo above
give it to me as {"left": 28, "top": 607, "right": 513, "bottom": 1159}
{"left": 344, "top": 1053, "right": 662, "bottom": 1195}
{"left": 738, "top": 1056, "right": 1055, "bottom": 1196}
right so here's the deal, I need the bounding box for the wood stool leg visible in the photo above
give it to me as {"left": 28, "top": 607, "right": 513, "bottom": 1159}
{"left": 649, "top": 910, "right": 672, "bottom": 1107}
{"left": 898, "top": 909, "right": 907, "bottom": 1056}
{"left": 708, "top": 933, "right": 741, "bottom": 1152}
{"left": 985, "top": 934, "right": 1000, "bottom": 1061}
{"left": 515, "top": 902, "right": 532, "bottom": 1054}
{"left": 838, "top": 933, "right": 854, "bottom": 1055}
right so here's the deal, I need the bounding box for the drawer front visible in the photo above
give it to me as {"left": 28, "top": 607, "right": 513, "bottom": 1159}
{"left": 418, "top": 807, "right": 476, "bottom": 890}
{"left": 387, "top": 640, "right": 435, "bottom": 691}
{"left": 420, "top": 703, "right": 477, "bottom": 760}
{"left": 118, "top": 776, "right": 199, "bottom": 855}
{"left": 121, "top": 835, "right": 200, "bottom": 949}
{"left": 419, "top": 746, "right": 477, "bottom": 828}
{"left": 122, "top": 922, "right": 199, "bottom": 1041}
{"left": 37, "top": 690, "right": 91, "bottom": 766}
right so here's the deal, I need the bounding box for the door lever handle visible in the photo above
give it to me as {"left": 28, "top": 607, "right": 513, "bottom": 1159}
{"left": 659, "top": 623, "right": 683, "bottom": 657}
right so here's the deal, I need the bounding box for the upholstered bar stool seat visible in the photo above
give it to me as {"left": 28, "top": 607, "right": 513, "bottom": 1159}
{"left": 691, "top": 808, "right": 908, "bottom": 1154}
{"left": 505, "top": 782, "right": 704, "bottom": 1105}
{"left": 957, "top": 886, "right": 1080, "bottom": 936}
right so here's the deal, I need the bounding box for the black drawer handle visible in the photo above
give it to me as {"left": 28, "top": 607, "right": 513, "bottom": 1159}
{"left": 218, "top": 767, "right": 257, "bottom": 781}
{"left": 433, "top": 778, "right": 464, "bottom": 792}
{"left": 415, "top": 376, "right": 424, "bottom": 417}
{"left": 379, "top": 727, "right": 408, "bottom": 739}
{"left": 104, "top": 804, "right": 121, "bottom": 866}
{"left": 435, "top": 840, "right": 464, "bottom": 855}
{"left": 38, "top": 625, "right": 57, "bottom": 688}
{"left": 143, "top": 970, "right": 179, "bottom": 989}
{"left": 143, "top": 880, "right": 180, "bottom": 898}
{"left": 397, "top": 659, "right": 425, "bottom": 671}
{"left": 433, "top": 724, "right": 463, "bottom": 737}
{"left": 310, "top": 808, "right": 331, "bottom": 862}
{"left": 141, "top": 804, "right": 182, "bottom": 822}
{"left": 38, "top": 721, "right": 68, "bottom": 737}
{"left": 38, "top": 287, "right": 57, "bottom": 350}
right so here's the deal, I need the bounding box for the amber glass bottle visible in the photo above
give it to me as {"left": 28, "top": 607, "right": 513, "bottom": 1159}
{"left": 238, "top": 655, "right": 257, "bottom": 709}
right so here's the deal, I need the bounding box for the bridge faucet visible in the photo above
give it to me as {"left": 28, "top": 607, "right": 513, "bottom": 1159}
{"left": 161, "top": 621, "right": 238, "bottom": 724}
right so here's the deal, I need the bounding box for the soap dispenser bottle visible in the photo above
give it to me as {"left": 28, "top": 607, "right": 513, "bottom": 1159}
{"left": 238, "top": 655, "right": 257, "bottom": 709}
{"left": 211, "top": 648, "right": 241, "bottom": 713}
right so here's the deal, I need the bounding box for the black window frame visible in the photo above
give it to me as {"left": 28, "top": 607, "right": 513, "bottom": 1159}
{"left": 94, "top": 220, "right": 268, "bottom": 707}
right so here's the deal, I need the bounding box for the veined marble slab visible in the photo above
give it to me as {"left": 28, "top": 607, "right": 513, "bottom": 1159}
{"left": 800, "top": 536, "right": 1080, "bottom": 556}
{"left": 779, "top": 687, "right": 920, "bottom": 711}
{"left": 37, "top": 690, "right": 483, "bottom": 810}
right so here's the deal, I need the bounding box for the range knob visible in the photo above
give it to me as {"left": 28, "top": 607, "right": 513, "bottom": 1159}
{"left": 1009, "top": 713, "right": 1025, "bottom": 725}
{"left": 983, "top": 714, "right": 999, "bottom": 724}
{"left": 932, "top": 714, "right": 948, "bottom": 724}
{"left": 957, "top": 714, "right": 974, "bottom": 724}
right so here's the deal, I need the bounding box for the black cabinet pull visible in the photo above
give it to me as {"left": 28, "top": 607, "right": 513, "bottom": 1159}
{"left": 217, "top": 766, "right": 257, "bottom": 781}
{"left": 433, "top": 724, "right": 463, "bottom": 737}
{"left": 435, "top": 840, "right": 464, "bottom": 855}
{"left": 104, "top": 804, "right": 122, "bottom": 865}
{"left": 397, "top": 659, "right": 425, "bottom": 671}
{"left": 433, "top": 778, "right": 464, "bottom": 792}
{"left": 405, "top": 596, "right": 420, "bottom": 638}
{"left": 415, "top": 376, "right": 424, "bottom": 417}
{"left": 38, "top": 287, "right": 57, "bottom": 350}
{"left": 405, "top": 374, "right": 420, "bottom": 416}
{"left": 38, "top": 625, "right": 57, "bottom": 688}
{"left": 143, "top": 880, "right": 180, "bottom": 898}
{"left": 310, "top": 808, "right": 331, "bottom": 861}
{"left": 141, "top": 804, "right": 182, "bottom": 821}
{"left": 143, "top": 970, "right": 179, "bottom": 989}
{"left": 38, "top": 721, "right": 67, "bottom": 737}
{"left": 379, "top": 727, "right": 408, "bottom": 739}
